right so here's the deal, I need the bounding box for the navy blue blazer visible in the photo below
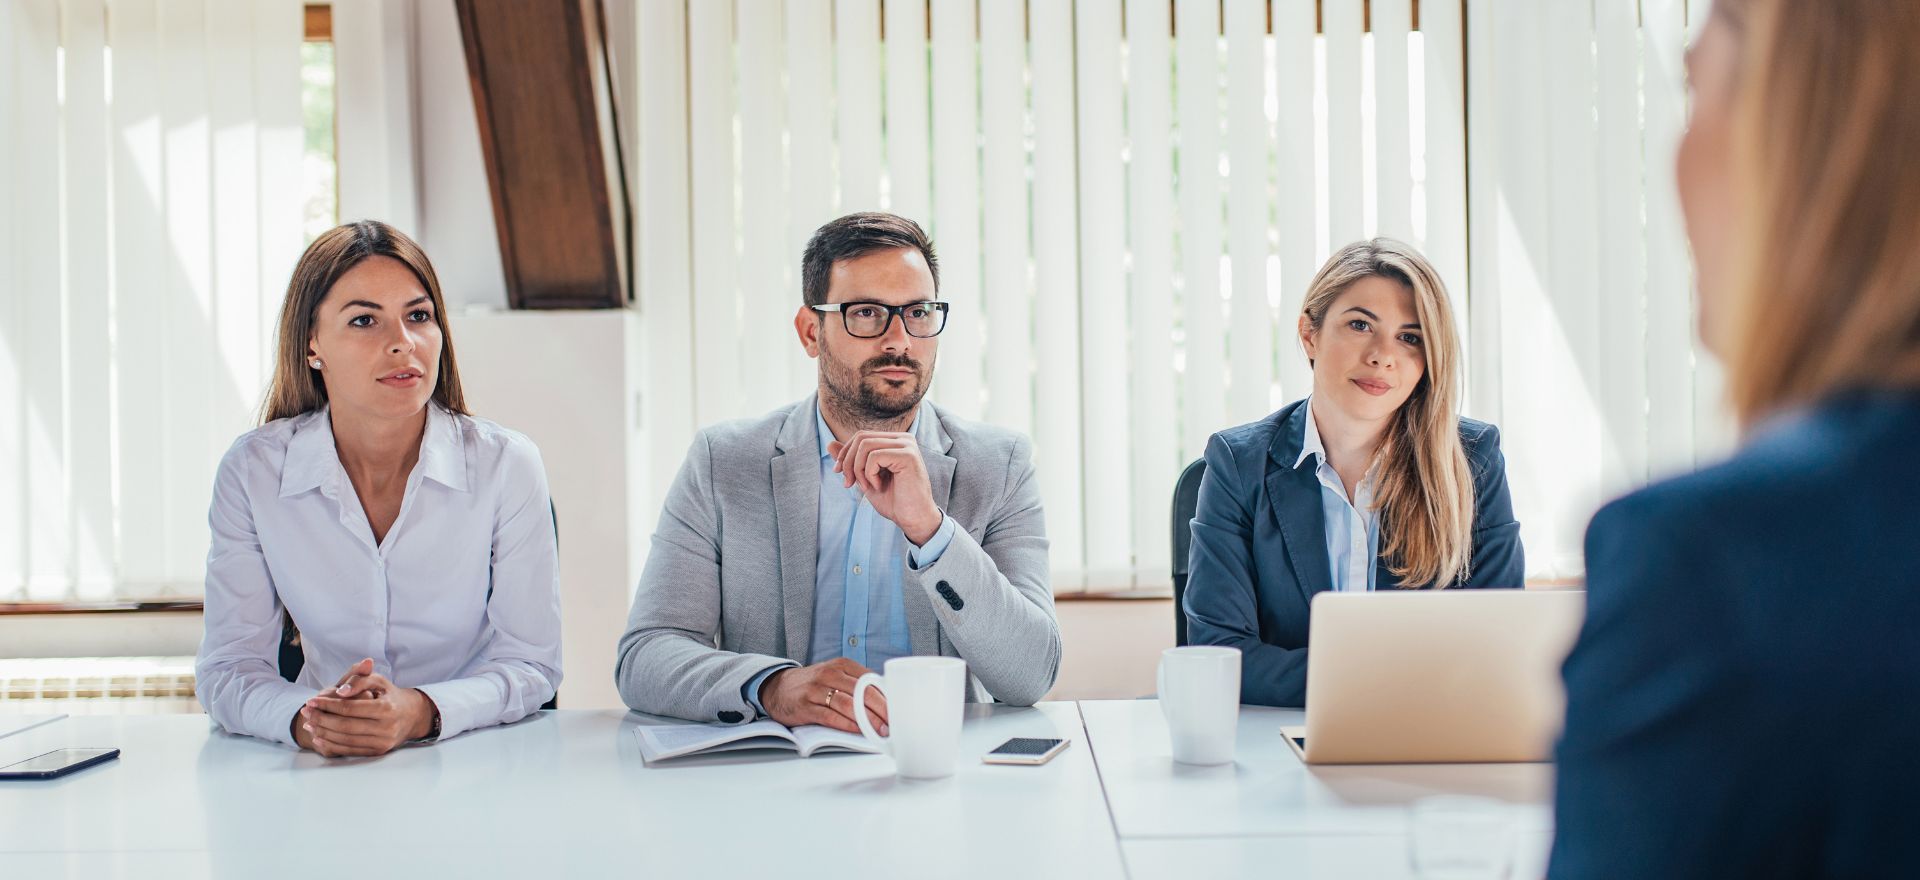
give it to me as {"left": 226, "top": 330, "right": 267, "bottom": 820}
{"left": 1551, "top": 390, "right": 1920, "bottom": 879}
{"left": 1181, "top": 398, "right": 1526, "bottom": 707}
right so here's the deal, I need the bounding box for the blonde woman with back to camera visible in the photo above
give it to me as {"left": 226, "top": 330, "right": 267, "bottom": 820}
{"left": 195, "top": 220, "right": 562, "bottom": 757}
{"left": 1551, "top": 1, "right": 1920, "bottom": 876}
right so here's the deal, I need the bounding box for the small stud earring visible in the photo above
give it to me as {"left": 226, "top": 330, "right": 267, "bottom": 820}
{"left": 309, "top": 358, "right": 324, "bottom": 370}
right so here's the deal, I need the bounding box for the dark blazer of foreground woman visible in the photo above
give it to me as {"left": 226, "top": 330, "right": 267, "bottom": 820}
{"left": 1181, "top": 398, "right": 1526, "bottom": 707}
{"left": 1550, "top": 390, "right": 1920, "bottom": 880}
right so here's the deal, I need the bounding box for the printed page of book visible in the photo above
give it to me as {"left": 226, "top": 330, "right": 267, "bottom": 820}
{"left": 790, "top": 724, "right": 883, "bottom": 758}
{"left": 632, "top": 719, "right": 799, "bottom": 763}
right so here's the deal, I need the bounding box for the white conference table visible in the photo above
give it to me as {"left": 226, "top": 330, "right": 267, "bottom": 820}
{"left": 1078, "top": 699, "right": 1554, "bottom": 879}
{"left": 1, "top": 701, "right": 1558, "bottom": 879}
{"left": 0, "top": 703, "right": 1121, "bottom": 879}
{"left": 0, "top": 714, "right": 64, "bottom": 741}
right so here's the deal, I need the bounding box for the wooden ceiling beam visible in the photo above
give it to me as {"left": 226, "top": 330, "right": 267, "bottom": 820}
{"left": 454, "top": 0, "right": 630, "bottom": 310}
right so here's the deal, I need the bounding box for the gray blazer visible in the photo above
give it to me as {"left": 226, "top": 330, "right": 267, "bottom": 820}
{"left": 614, "top": 394, "right": 1062, "bottom": 725}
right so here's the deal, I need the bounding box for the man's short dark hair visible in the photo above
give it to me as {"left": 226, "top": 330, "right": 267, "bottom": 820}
{"left": 801, "top": 212, "right": 940, "bottom": 309}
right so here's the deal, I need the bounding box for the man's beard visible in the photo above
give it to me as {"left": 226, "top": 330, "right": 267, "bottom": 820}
{"left": 821, "top": 350, "right": 928, "bottom": 424}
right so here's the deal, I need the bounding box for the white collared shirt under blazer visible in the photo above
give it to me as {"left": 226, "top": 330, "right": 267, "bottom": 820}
{"left": 1295, "top": 397, "right": 1381, "bottom": 593}
{"left": 196, "top": 404, "right": 563, "bottom": 747}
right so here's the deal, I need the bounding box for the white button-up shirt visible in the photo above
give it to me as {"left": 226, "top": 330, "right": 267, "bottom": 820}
{"left": 196, "top": 404, "right": 563, "bottom": 747}
{"left": 1295, "top": 398, "right": 1381, "bottom": 592}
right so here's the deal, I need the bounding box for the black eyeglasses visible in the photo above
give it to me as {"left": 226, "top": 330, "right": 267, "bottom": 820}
{"left": 810, "top": 301, "right": 950, "bottom": 338}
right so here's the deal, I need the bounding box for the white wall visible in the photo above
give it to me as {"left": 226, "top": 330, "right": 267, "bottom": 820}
{"left": 332, "top": 0, "right": 508, "bottom": 308}
{"left": 411, "top": 0, "right": 508, "bottom": 308}
{"left": 0, "top": 613, "right": 203, "bottom": 659}
{"left": 332, "top": 0, "right": 421, "bottom": 235}
{"left": 452, "top": 310, "right": 644, "bottom": 711}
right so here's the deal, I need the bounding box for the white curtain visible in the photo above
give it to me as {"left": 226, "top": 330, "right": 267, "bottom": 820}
{"left": 2, "top": 0, "right": 1730, "bottom": 601}
{"left": 630, "top": 0, "right": 1729, "bottom": 594}
{"left": 0, "top": 0, "right": 304, "bottom": 601}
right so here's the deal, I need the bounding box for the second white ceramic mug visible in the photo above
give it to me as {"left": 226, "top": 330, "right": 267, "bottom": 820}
{"left": 1158, "top": 645, "right": 1241, "bottom": 765}
{"left": 853, "top": 656, "right": 967, "bottom": 779}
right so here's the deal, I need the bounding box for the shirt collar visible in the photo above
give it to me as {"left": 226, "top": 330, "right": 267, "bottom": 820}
{"left": 815, "top": 407, "right": 836, "bottom": 462}
{"left": 1295, "top": 395, "right": 1328, "bottom": 471}
{"left": 1297, "top": 395, "right": 1381, "bottom": 497}
{"left": 814, "top": 401, "right": 931, "bottom": 461}
{"left": 277, "top": 404, "right": 467, "bottom": 497}
{"left": 417, "top": 404, "right": 469, "bottom": 492}
{"left": 279, "top": 407, "right": 338, "bottom": 497}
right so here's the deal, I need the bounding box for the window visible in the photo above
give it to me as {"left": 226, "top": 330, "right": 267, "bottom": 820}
{"left": 630, "top": 0, "right": 1720, "bottom": 592}
{"left": 1, "top": 1, "right": 305, "bottom": 603}
{"left": 303, "top": 4, "right": 338, "bottom": 241}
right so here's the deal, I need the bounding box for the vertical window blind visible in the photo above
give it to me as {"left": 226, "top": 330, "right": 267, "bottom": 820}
{"left": 631, "top": 0, "right": 1730, "bottom": 595}
{"left": 3, "top": 0, "right": 1730, "bottom": 601}
{"left": 1, "top": 0, "right": 304, "bottom": 602}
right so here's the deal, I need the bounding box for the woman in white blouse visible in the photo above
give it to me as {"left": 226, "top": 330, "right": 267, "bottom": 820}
{"left": 196, "top": 220, "right": 562, "bottom": 757}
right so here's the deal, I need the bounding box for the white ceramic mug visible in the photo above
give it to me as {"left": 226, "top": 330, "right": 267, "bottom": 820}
{"left": 853, "top": 656, "right": 967, "bottom": 779}
{"left": 1157, "top": 646, "right": 1241, "bottom": 765}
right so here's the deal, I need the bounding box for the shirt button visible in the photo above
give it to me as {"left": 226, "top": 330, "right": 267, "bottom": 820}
{"left": 848, "top": 636, "right": 860, "bottom": 647}
{"left": 852, "top": 565, "right": 862, "bottom": 575}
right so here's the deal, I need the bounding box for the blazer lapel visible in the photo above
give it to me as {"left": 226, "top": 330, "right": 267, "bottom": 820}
{"left": 1266, "top": 402, "right": 1336, "bottom": 604}
{"left": 772, "top": 397, "right": 821, "bottom": 659}
{"left": 905, "top": 404, "right": 956, "bottom": 658}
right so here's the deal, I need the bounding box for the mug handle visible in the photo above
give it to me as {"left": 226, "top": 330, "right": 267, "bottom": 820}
{"left": 1156, "top": 659, "right": 1169, "bottom": 723}
{"left": 852, "top": 672, "right": 888, "bottom": 752}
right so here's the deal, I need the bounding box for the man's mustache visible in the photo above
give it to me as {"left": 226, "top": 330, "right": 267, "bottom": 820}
{"left": 862, "top": 354, "right": 923, "bottom": 373}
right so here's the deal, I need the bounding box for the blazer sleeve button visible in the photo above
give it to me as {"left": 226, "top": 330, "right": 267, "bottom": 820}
{"left": 718, "top": 710, "right": 744, "bottom": 723}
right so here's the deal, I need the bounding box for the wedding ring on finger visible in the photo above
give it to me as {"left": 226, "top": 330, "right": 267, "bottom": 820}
{"left": 824, "top": 688, "right": 837, "bottom": 708}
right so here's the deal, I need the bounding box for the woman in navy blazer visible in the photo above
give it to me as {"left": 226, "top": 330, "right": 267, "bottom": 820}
{"left": 1183, "top": 239, "right": 1525, "bottom": 707}
{"left": 1550, "top": 2, "right": 1920, "bottom": 876}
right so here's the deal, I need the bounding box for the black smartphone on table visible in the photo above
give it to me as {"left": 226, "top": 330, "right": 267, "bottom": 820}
{"left": 981, "top": 737, "right": 1069, "bottom": 765}
{"left": 0, "top": 748, "right": 120, "bottom": 780}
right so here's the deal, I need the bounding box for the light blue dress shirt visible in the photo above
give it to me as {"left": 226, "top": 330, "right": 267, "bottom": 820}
{"left": 1294, "top": 397, "right": 1381, "bottom": 592}
{"left": 743, "top": 405, "right": 958, "bottom": 714}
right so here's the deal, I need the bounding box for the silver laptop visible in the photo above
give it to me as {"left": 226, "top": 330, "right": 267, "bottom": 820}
{"left": 1282, "top": 588, "right": 1585, "bottom": 765}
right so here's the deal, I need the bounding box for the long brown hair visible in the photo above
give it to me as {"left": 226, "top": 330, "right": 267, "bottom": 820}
{"left": 260, "top": 221, "right": 469, "bottom": 424}
{"left": 1720, "top": 0, "right": 1920, "bottom": 423}
{"left": 1300, "top": 239, "right": 1474, "bottom": 588}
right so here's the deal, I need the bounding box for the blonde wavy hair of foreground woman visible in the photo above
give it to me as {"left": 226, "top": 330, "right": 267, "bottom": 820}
{"left": 1300, "top": 239, "right": 1472, "bottom": 588}
{"left": 1720, "top": 0, "right": 1920, "bottom": 424}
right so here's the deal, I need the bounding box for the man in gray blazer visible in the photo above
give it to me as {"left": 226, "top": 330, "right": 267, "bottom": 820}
{"left": 615, "top": 212, "right": 1061, "bottom": 729}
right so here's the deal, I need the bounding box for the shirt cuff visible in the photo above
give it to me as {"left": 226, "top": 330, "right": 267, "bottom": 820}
{"left": 414, "top": 677, "right": 502, "bottom": 741}
{"left": 906, "top": 514, "right": 959, "bottom": 570}
{"left": 743, "top": 663, "right": 796, "bottom": 717}
{"left": 258, "top": 681, "right": 318, "bottom": 749}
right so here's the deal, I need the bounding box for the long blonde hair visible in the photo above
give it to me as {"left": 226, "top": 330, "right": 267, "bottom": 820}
{"left": 1721, "top": 0, "right": 1920, "bottom": 423}
{"left": 1300, "top": 239, "right": 1473, "bottom": 588}
{"left": 260, "top": 221, "right": 468, "bottom": 424}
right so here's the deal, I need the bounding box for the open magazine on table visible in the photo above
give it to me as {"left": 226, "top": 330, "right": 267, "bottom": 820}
{"left": 633, "top": 718, "right": 882, "bottom": 763}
